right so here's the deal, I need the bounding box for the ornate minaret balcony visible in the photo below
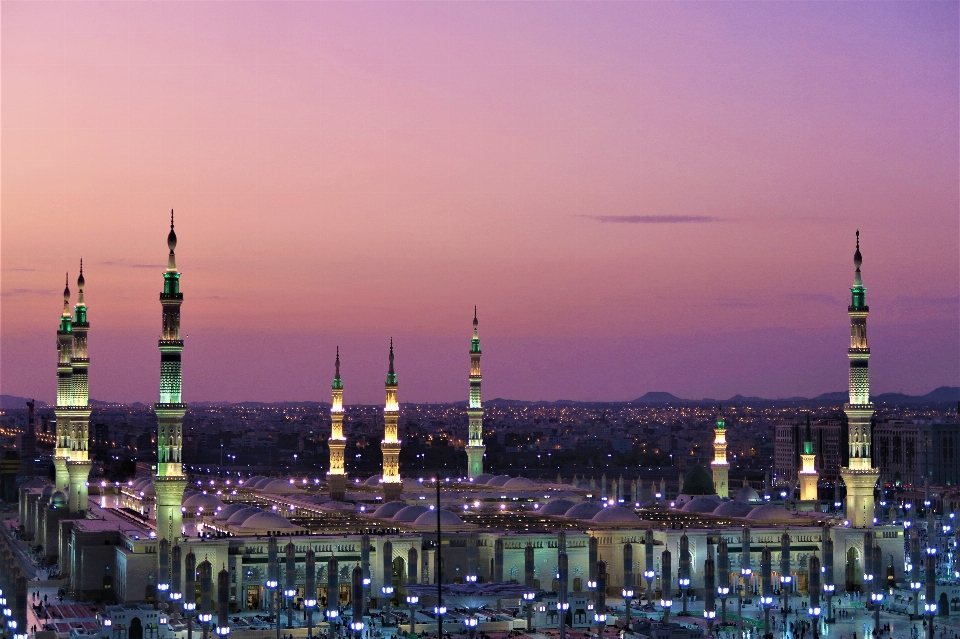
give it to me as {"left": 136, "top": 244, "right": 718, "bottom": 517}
{"left": 54, "top": 273, "right": 74, "bottom": 493}
{"left": 328, "top": 348, "right": 347, "bottom": 501}
{"left": 66, "top": 263, "right": 93, "bottom": 513}
{"left": 382, "top": 340, "right": 402, "bottom": 501}
{"left": 466, "top": 308, "right": 485, "bottom": 479}
{"left": 711, "top": 406, "right": 729, "bottom": 499}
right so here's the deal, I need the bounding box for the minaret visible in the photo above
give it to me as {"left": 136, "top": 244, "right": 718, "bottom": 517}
{"left": 799, "top": 414, "right": 819, "bottom": 501}
{"left": 838, "top": 231, "right": 879, "bottom": 528}
{"left": 67, "top": 262, "right": 93, "bottom": 513}
{"left": 466, "top": 308, "right": 485, "bottom": 479}
{"left": 54, "top": 273, "right": 73, "bottom": 493}
{"left": 381, "top": 339, "right": 402, "bottom": 501}
{"left": 328, "top": 348, "right": 347, "bottom": 501}
{"left": 154, "top": 211, "right": 188, "bottom": 543}
{"left": 711, "top": 405, "right": 729, "bottom": 498}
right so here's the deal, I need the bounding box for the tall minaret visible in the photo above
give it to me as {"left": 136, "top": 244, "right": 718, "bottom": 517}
{"left": 466, "top": 308, "right": 485, "bottom": 479}
{"left": 54, "top": 273, "right": 73, "bottom": 493}
{"left": 711, "top": 405, "right": 729, "bottom": 498}
{"left": 838, "top": 231, "right": 879, "bottom": 528}
{"left": 328, "top": 348, "right": 347, "bottom": 501}
{"left": 67, "top": 262, "right": 93, "bottom": 513}
{"left": 799, "top": 414, "right": 818, "bottom": 501}
{"left": 381, "top": 339, "right": 402, "bottom": 501}
{"left": 154, "top": 211, "right": 188, "bottom": 543}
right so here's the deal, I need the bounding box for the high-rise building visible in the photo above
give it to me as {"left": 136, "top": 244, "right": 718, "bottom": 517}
{"left": 154, "top": 211, "right": 188, "bottom": 543}
{"left": 466, "top": 309, "right": 485, "bottom": 479}
{"left": 774, "top": 419, "right": 844, "bottom": 482}
{"left": 328, "top": 348, "right": 347, "bottom": 501}
{"left": 798, "top": 415, "right": 818, "bottom": 501}
{"left": 711, "top": 407, "right": 729, "bottom": 499}
{"left": 381, "top": 340, "right": 402, "bottom": 501}
{"left": 67, "top": 264, "right": 93, "bottom": 513}
{"left": 872, "top": 419, "right": 960, "bottom": 487}
{"left": 838, "top": 232, "right": 879, "bottom": 528}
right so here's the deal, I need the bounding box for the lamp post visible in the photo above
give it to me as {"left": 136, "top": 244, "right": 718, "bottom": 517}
{"left": 623, "top": 542, "right": 634, "bottom": 632}
{"left": 596, "top": 562, "right": 607, "bottom": 639}
{"left": 352, "top": 565, "right": 364, "bottom": 639}
{"left": 328, "top": 555, "right": 340, "bottom": 639}
{"left": 808, "top": 555, "right": 821, "bottom": 639}
{"left": 718, "top": 537, "right": 730, "bottom": 627}
{"left": 305, "top": 548, "right": 316, "bottom": 639}
{"left": 406, "top": 595, "right": 419, "bottom": 634}
{"left": 661, "top": 549, "right": 673, "bottom": 625}
{"left": 558, "top": 552, "right": 569, "bottom": 639}
{"left": 870, "top": 543, "right": 883, "bottom": 637}
{"left": 199, "top": 560, "right": 213, "bottom": 639}
{"left": 285, "top": 541, "right": 297, "bottom": 630}
{"left": 924, "top": 548, "right": 936, "bottom": 639}
{"left": 381, "top": 538, "right": 395, "bottom": 626}
{"left": 862, "top": 532, "right": 873, "bottom": 614}
{"left": 821, "top": 526, "right": 834, "bottom": 624}
{"left": 522, "top": 592, "right": 536, "bottom": 632}
{"left": 589, "top": 536, "right": 599, "bottom": 593}
{"left": 910, "top": 527, "right": 922, "bottom": 620}
{"left": 464, "top": 616, "right": 478, "bottom": 639}
{"left": 761, "top": 547, "right": 773, "bottom": 639}
{"left": 216, "top": 565, "right": 231, "bottom": 639}
{"left": 779, "top": 532, "right": 792, "bottom": 619}
{"left": 304, "top": 599, "right": 317, "bottom": 639}
{"left": 268, "top": 537, "right": 279, "bottom": 619}
{"left": 679, "top": 532, "right": 691, "bottom": 616}
{"left": 171, "top": 544, "right": 183, "bottom": 633}
{"left": 740, "top": 527, "right": 753, "bottom": 639}
{"left": 704, "top": 544, "right": 716, "bottom": 639}
{"left": 265, "top": 577, "right": 279, "bottom": 639}
{"left": 644, "top": 529, "right": 656, "bottom": 607}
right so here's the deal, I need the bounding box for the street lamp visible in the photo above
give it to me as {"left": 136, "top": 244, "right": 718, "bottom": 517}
{"left": 304, "top": 599, "right": 317, "bottom": 639}
{"left": 523, "top": 592, "right": 536, "bottom": 632}
{"left": 326, "top": 609, "right": 339, "bottom": 639}
{"left": 463, "top": 616, "right": 479, "bottom": 639}
{"left": 350, "top": 620, "right": 364, "bottom": 639}
{"left": 380, "top": 586, "right": 394, "bottom": 626}
{"left": 621, "top": 589, "right": 634, "bottom": 633}
{"left": 405, "top": 595, "right": 419, "bottom": 634}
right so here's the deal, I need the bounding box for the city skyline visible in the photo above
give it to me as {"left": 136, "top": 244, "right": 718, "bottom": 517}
{"left": 3, "top": 2, "right": 958, "bottom": 404}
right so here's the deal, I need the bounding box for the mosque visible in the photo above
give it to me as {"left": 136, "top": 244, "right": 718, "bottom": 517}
{"left": 15, "top": 220, "right": 953, "bottom": 636}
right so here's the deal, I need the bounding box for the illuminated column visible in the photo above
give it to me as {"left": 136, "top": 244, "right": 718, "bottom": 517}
{"left": 154, "top": 211, "right": 188, "bottom": 545}
{"left": 67, "top": 263, "right": 93, "bottom": 513}
{"left": 381, "top": 340, "right": 402, "bottom": 501}
{"left": 54, "top": 273, "right": 73, "bottom": 493}
{"left": 328, "top": 348, "right": 347, "bottom": 501}
{"left": 711, "top": 406, "right": 729, "bottom": 498}
{"left": 799, "top": 414, "right": 819, "bottom": 502}
{"left": 466, "top": 308, "right": 485, "bottom": 479}
{"left": 838, "top": 231, "right": 879, "bottom": 528}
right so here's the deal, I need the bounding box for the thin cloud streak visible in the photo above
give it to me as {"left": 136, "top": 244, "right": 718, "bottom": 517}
{"left": 587, "top": 215, "right": 719, "bottom": 224}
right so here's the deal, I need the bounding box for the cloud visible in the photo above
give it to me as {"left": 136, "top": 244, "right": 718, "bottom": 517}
{"left": 586, "top": 215, "right": 718, "bottom": 224}
{"left": 0, "top": 288, "right": 56, "bottom": 298}
{"left": 3, "top": 267, "right": 37, "bottom": 272}
{"left": 98, "top": 259, "right": 164, "bottom": 269}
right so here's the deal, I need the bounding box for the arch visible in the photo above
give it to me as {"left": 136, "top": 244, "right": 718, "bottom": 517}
{"left": 938, "top": 593, "right": 948, "bottom": 617}
{"left": 844, "top": 547, "right": 861, "bottom": 593}
{"left": 392, "top": 556, "right": 406, "bottom": 602}
{"left": 129, "top": 617, "right": 143, "bottom": 639}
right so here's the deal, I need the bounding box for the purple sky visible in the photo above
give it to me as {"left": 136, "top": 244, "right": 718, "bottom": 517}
{"left": 2, "top": 2, "right": 958, "bottom": 404}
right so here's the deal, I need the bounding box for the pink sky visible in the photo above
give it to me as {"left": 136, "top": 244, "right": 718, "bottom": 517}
{"left": 2, "top": 2, "right": 957, "bottom": 404}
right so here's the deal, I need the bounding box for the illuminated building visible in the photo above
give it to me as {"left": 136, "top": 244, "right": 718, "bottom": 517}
{"left": 381, "top": 340, "right": 402, "bottom": 501}
{"left": 466, "top": 308, "right": 485, "bottom": 479}
{"left": 328, "top": 348, "right": 347, "bottom": 500}
{"left": 711, "top": 407, "right": 729, "bottom": 499}
{"left": 798, "top": 415, "right": 818, "bottom": 501}
{"left": 67, "top": 263, "right": 93, "bottom": 513}
{"left": 838, "top": 231, "right": 880, "bottom": 528}
{"left": 54, "top": 273, "right": 73, "bottom": 493}
{"left": 154, "top": 211, "right": 188, "bottom": 543}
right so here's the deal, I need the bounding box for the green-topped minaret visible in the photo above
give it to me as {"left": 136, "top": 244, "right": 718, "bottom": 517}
{"left": 381, "top": 339, "right": 402, "bottom": 501}
{"left": 466, "top": 308, "right": 485, "bottom": 479}
{"left": 328, "top": 348, "right": 347, "bottom": 501}
{"left": 799, "top": 414, "right": 818, "bottom": 501}
{"left": 67, "top": 261, "right": 93, "bottom": 513}
{"left": 838, "top": 231, "right": 879, "bottom": 527}
{"left": 154, "top": 210, "right": 188, "bottom": 545}
{"left": 54, "top": 273, "right": 74, "bottom": 493}
{"left": 711, "top": 404, "right": 728, "bottom": 498}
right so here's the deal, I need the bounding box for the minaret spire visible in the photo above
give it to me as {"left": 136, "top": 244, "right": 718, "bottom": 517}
{"left": 466, "top": 308, "right": 485, "bottom": 479}
{"left": 839, "top": 231, "right": 878, "bottom": 527}
{"left": 66, "top": 260, "right": 93, "bottom": 512}
{"left": 381, "top": 339, "right": 402, "bottom": 500}
{"left": 154, "top": 211, "right": 188, "bottom": 554}
{"left": 54, "top": 272, "right": 74, "bottom": 492}
{"left": 328, "top": 348, "right": 347, "bottom": 500}
{"left": 799, "top": 413, "right": 818, "bottom": 501}
{"left": 711, "top": 403, "right": 729, "bottom": 498}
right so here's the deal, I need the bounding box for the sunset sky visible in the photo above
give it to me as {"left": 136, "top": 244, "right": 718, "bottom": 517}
{"left": 2, "top": 1, "right": 957, "bottom": 405}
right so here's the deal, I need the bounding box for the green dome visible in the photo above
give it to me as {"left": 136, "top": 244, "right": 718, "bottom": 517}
{"left": 51, "top": 490, "right": 68, "bottom": 509}
{"left": 682, "top": 466, "right": 715, "bottom": 496}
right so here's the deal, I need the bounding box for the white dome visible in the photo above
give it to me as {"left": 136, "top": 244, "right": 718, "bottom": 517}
{"left": 392, "top": 505, "right": 429, "bottom": 522}
{"left": 244, "top": 476, "right": 267, "bottom": 487}
{"left": 564, "top": 502, "right": 602, "bottom": 520}
{"left": 261, "top": 479, "right": 300, "bottom": 494}
{"left": 486, "top": 475, "right": 513, "bottom": 487}
{"left": 503, "top": 477, "right": 537, "bottom": 489}
{"left": 252, "top": 477, "right": 275, "bottom": 489}
{"left": 681, "top": 496, "right": 722, "bottom": 513}
{"left": 539, "top": 499, "right": 577, "bottom": 516}
{"left": 214, "top": 503, "right": 249, "bottom": 521}
{"left": 182, "top": 493, "right": 224, "bottom": 514}
{"left": 735, "top": 485, "right": 762, "bottom": 503}
{"left": 472, "top": 474, "right": 495, "bottom": 485}
{"left": 746, "top": 504, "right": 795, "bottom": 522}
{"left": 591, "top": 506, "right": 642, "bottom": 525}
{"left": 225, "top": 506, "right": 262, "bottom": 525}
{"left": 240, "top": 511, "right": 297, "bottom": 531}
{"left": 413, "top": 509, "right": 464, "bottom": 527}
{"left": 373, "top": 501, "right": 408, "bottom": 518}
{"left": 713, "top": 501, "right": 755, "bottom": 518}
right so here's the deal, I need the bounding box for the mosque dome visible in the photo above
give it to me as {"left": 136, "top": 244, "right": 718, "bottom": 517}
{"left": 735, "top": 485, "right": 761, "bottom": 503}
{"left": 41, "top": 485, "right": 55, "bottom": 498}
{"left": 712, "top": 501, "right": 755, "bottom": 518}
{"left": 225, "top": 507, "right": 262, "bottom": 526}
{"left": 392, "top": 505, "right": 430, "bottom": 522}
{"left": 745, "top": 504, "right": 794, "bottom": 522}
{"left": 591, "top": 506, "right": 642, "bottom": 525}
{"left": 503, "top": 477, "right": 537, "bottom": 489}
{"left": 413, "top": 510, "right": 464, "bottom": 527}
{"left": 539, "top": 499, "right": 577, "bottom": 516}
{"left": 682, "top": 466, "right": 716, "bottom": 496}
{"left": 472, "top": 474, "right": 495, "bottom": 485}
{"left": 182, "top": 493, "right": 224, "bottom": 514}
{"left": 214, "top": 503, "right": 249, "bottom": 521}
{"left": 681, "top": 496, "right": 722, "bottom": 513}
{"left": 51, "top": 491, "right": 68, "bottom": 509}
{"left": 363, "top": 476, "right": 382, "bottom": 487}
{"left": 240, "top": 511, "right": 297, "bottom": 532}
{"left": 486, "top": 475, "right": 513, "bottom": 488}
{"left": 261, "top": 479, "right": 300, "bottom": 494}
{"left": 564, "top": 502, "right": 602, "bottom": 520}
{"left": 373, "top": 501, "right": 408, "bottom": 518}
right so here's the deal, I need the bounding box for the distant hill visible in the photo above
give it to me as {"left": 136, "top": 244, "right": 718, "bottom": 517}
{"left": 629, "top": 387, "right": 959, "bottom": 407}
{"left": 0, "top": 395, "right": 47, "bottom": 410}
{"left": 632, "top": 391, "right": 686, "bottom": 404}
